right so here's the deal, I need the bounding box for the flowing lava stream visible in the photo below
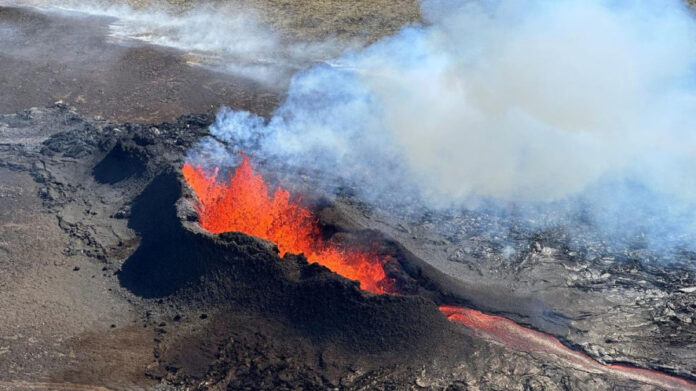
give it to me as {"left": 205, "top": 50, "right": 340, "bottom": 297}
{"left": 183, "top": 157, "right": 696, "bottom": 390}
{"left": 440, "top": 306, "right": 696, "bottom": 391}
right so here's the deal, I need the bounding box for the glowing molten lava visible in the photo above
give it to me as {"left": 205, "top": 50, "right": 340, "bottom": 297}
{"left": 182, "top": 156, "right": 392, "bottom": 294}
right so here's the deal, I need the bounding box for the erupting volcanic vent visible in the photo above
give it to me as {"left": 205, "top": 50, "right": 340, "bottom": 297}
{"left": 182, "top": 156, "right": 393, "bottom": 294}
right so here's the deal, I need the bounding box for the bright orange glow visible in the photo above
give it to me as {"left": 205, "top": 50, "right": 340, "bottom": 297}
{"left": 182, "top": 156, "right": 393, "bottom": 294}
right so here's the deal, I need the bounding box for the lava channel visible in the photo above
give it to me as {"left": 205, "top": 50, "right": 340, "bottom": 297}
{"left": 183, "top": 157, "right": 696, "bottom": 390}
{"left": 440, "top": 305, "right": 696, "bottom": 391}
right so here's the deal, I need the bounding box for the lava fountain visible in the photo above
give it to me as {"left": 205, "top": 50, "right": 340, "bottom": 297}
{"left": 183, "top": 157, "right": 696, "bottom": 390}
{"left": 182, "top": 156, "right": 393, "bottom": 294}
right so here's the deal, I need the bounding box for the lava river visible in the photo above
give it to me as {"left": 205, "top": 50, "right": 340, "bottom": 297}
{"left": 183, "top": 157, "right": 696, "bottom": 391}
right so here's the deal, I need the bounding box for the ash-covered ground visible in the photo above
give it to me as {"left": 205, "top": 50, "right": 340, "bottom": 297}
{"left": 1, "top": 2, "right": 696, "bottom": 391}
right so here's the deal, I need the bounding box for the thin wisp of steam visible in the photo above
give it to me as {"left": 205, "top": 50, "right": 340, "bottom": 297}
{"left": 1, "top": 0, "right": 356, "bottom": 85}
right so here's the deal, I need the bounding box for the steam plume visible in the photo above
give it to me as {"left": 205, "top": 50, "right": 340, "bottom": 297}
{"left": 200, "top": 0, "right": 696, "bottom": 253}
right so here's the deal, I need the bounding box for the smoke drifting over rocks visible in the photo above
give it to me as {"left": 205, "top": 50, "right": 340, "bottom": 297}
{"left": 192, "top": 0, "right": 696, "bottom": 254}
{"left": 3, "top": 0, "right": 355, "bottom": 86}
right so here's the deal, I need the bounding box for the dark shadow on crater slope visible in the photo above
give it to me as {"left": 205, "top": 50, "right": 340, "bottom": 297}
{"left": 93, "top": 143, "right": 147, "bottom": 184}
{"left": 118, "top": 171, "right": 204, "bottom": 297}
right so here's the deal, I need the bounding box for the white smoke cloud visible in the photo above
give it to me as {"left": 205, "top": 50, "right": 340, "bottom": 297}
{"left": 208, "top": 0, "right": 696, "bottom": 197}
{"left": 196, "top": 0, "right": 696, "bottom": 251}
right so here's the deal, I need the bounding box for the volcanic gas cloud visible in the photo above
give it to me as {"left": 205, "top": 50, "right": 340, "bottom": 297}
{"left": 182, "top": 156, "right": 393, "bottom": 294}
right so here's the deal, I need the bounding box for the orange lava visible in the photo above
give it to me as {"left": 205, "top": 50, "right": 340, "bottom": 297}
{"left": 440, "top": 305, "right": 696, "bottom": 391}
{"left": 182, "top": 156, "right": 392, "bottom": 294}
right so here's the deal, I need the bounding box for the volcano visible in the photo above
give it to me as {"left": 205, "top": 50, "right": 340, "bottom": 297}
{"left": 2, "top": 1, "right": 696, "bottom": 390}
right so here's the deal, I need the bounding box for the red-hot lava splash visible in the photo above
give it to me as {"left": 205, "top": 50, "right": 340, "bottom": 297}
{"left": 183, "top": 157, "right": 696, "bottom": 390}
{"left": 182, "top": 156, "right": 392, "bottom": 294}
